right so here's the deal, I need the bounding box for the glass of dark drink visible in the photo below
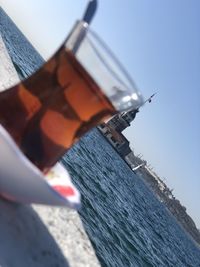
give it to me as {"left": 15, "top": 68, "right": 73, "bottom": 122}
{"left": 0, "top": 1, "right": 143, "bottom": 173}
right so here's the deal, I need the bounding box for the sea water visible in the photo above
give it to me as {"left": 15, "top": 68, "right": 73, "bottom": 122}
{"left": 63, "top": 129, "right": 200, "bottom": 267}
{"left": 1, "top": 7, "right": 200, "bottom": 267}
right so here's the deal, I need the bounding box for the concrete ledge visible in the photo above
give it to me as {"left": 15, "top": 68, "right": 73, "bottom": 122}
{"left": 0, "top": 199, "right": 100, "bottom": 267}
{"left": 33, "top": 205, "right": 101, "bottom": 267}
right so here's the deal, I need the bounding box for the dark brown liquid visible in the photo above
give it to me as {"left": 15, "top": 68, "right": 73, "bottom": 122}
{"left": 0, "top": 45, "right": 115, "bottom": 172}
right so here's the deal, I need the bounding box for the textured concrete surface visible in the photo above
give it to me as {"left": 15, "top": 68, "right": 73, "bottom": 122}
{"left": 0, "top": 35, "right": 20, "bottom": 90}
{"left": 33, "top": 205, "right": 101, "bottom": 267}
{"left": 0, "top": 199, "right": 100, "bottom": 267}
{"left": 0, "top": 200, "right": 69, "bottom": 267}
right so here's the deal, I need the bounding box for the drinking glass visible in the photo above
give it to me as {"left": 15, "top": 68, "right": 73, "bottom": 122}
{"left": 0, "top": 1, "right": 143, "bottom": 172}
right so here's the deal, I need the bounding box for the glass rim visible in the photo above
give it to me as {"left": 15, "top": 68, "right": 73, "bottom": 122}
{"left": 88, "top": 28, "right": 138, "bottom": 95}
{"left": 66, "top": 20, "right": 144, "bottom": 111}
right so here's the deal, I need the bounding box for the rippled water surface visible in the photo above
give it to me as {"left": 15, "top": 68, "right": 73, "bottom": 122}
{"left": 1, "top": 8, "right": 200, "bottom": 266}
{"left": 63, "top": 129, "right": 200, "bottom": 267}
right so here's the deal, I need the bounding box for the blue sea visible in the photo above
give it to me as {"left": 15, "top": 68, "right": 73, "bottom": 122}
{"left": 1, "top": 7, "right": 200, "bottom": 266}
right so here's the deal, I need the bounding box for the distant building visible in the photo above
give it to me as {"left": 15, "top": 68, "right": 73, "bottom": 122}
{"left": 98, "top": 123, "right": 131, "bottom": 157}
{"left": 98, "top": 108, "right": 139, "bottom": 166}
{"left": 107, "top": 109, "right": 139, "bottom": 133}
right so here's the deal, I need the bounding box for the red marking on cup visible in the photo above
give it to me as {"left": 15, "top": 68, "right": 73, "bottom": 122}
{"left": 52, "top": 185, "right": 75, "bottom": 197}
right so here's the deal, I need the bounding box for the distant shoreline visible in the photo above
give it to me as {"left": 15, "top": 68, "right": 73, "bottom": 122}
{"left": 117, "top": 144, "right": 200, "bottom": 246}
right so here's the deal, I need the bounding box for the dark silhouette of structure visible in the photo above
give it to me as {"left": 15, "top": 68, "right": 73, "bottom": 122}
{"left": 98, "top": 108, "right": 139, "bottom": 159}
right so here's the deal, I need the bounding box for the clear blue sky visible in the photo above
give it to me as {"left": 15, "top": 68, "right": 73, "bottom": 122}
{"left": 1, "top": 0, "right": 200, "bottom": 228}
